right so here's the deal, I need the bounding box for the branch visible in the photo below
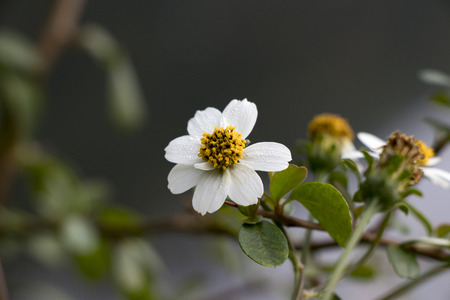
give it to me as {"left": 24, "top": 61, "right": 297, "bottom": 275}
{"left": 378, "top": 261, "right": 450, "bottom": 300}
{"left": 0, "top": 210, "right": 448, "bottom": 262}
{"left": 0, "top": 259, "right": 9, "bottom": 300}
{"left": 37, "top": 0, "right": 87, "bottom": 76}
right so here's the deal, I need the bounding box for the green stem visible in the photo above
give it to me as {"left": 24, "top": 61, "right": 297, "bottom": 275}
{"left": 346, "top": 211, "right": 391, "bottom": 276}
{"left": 297, "top": 214, "right": 314, "bottom": 300}
{"left": 322, "top": 200, "right": 379, "bottom": 300}
{"left": 275, "top": 222, "right": 303, "bottom": 300}
{"left": 378, "top": 261, "right": 450, "bottom": 300}
{"left": 289, "top": 249, "right": 302, "bottom": 300}
{"left": 0, "top": 258, "right": 8, "bottom": 300}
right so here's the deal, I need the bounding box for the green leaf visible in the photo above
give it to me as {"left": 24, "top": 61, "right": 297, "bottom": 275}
{"left": 431, "top": 91, "right": 450, "bottom": 108}
{"left": 387, "top": 245, "right": 420, "bottom": 279}
{"left": 401, "top": 188, "right": 423, "bottom": 198}
{"left": 353, "top": 204, "right": 365, "bottom": 220}
{"left": 436, "top": 223, "right": 450, "bottom": 238}
{"left": 398, "top": 204, "right": 409, "bottom": 215}
{"left": 350, "top": 264, "right": 376, "bottom": 279}
{"left": 401, "top": 202, "right": 432, "bottom": 236}
{"left": 342, "top": 159, "right": 361, "bottom": 182}
{"left": 362, "top": 150, "right": 375, "bottom": 172}
{"left": 75, "top": 239, "right": 110, "bottom": 279}
{"left": 0, "top": 73, "right": 42, "bottom": 138}
{"left": 269, "top": 164, "right": 307, "bottom": 201}
{"left": 107, "top": 59, "right": 147, "bottom": 131}
{"left": 112, "top": 239, "right": 162, "bottom": 300}
{"left": 288, "top": 182, "right": 352, "bottom": 247}
{"left": 353, "top": 190, "right": 364, "bottom": 203}
{"left": 424, "top": 118, "right": 450, "bottom": 140}
{"left": 238, "top": 221, "right": 289, "bottom": 267}
{"left": 27, "top": 232, "right": 65, "bottom": 268}
{"left": 79, "top": 24, "right": 147, "bottom": 131}
{"left": 99, "top": 206, "right": 143, "bottom": 232}
{"left": 60, "top": 215, "right": 99, "bottom": 255}
{"left": 0, "top": 29, "right": 41, "bottom": 72}
{"left": 328, "top": 171, "right": 348, "bottom": 188}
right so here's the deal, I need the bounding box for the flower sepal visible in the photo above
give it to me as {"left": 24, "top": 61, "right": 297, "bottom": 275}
{"left": 237, "top": 201, "right": 260, "bottom": 218}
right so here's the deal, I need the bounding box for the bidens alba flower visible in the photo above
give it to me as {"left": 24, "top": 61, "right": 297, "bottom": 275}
{"left": 305, "top": 113, "right": 356, "bottom": 173}
{"left": 308, "top": 113, "right": 355, "bottom": 156}
{"left": 345, "top": 132, "right": 450, "bottom": 188}
{"left": 165, "top": 99, "right": 292, "bottom": 215}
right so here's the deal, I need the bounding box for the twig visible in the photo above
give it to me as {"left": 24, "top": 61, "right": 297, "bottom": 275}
{"left": 0, "top": 258, "right": 9, "bottom": 300}
{"left": 37, "top": 0, "right": 87, "bottom": 76}
{"left": 257, "top": 210, "right": 323, "bottom": 231}
{"left": 0, "top": 210, "right": 448, "bottom": 262}
{"left": 377, "top": 261, "right": 450, "bottom": 300}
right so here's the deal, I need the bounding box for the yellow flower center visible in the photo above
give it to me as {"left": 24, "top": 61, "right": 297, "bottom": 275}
{"left": 414, "top": 140, "right": 435, "bottom": 165}
{"left": 308, "top": 113, "right": 354, "bottom": 141}
{"left": 198, "top": 126, "right": 245, "bottom": 170}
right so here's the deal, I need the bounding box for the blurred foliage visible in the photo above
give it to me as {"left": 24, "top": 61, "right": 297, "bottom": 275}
{"left": 0, "top": 14, "right": 450, "bottom": 300}
{"left": 78, "top": 24, "right": 147, "bottom": 132}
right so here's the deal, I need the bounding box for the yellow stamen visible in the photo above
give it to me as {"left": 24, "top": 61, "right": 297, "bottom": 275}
{"left": 198, "top": 126, "right": 245, "bottom": 170}
{"left": 415, "top": 140, "right": 435, "bottom": 165}
{"left": 308, "top": 113, "right": 354, "bottom": 141}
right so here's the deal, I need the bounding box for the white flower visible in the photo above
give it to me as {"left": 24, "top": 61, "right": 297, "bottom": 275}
{"left": 343, "top": 132, "right": 450, "bottom": 188}
{"left": 165, "top": 99, "right": 292, "bottom": 215}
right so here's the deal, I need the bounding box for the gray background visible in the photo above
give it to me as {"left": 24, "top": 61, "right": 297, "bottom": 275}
{"left": 1, "top": 0, "right": 450, "bottom": 299}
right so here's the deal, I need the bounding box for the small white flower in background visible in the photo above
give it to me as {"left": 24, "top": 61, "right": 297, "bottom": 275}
{"left": 343, "top": 132, "right": 450, "bottom": 188}
{"left": 165, "top": 99, "right": 292, "bottom": 215}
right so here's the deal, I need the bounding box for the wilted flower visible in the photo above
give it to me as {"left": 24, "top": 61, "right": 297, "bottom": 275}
{"left": 346, "top": 131, "right": 450, "bottom": 188}
{"left": 165, "top": 99, "right": 292, "bottom": 215}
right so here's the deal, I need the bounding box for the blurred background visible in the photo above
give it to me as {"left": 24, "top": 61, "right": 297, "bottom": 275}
{"left": 1, "top": 0, "right": 450, "bottom": 299}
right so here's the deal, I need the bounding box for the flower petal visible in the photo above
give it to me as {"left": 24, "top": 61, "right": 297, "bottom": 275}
{"left": 187, "top": 107, "right": 222, "bottom": 137}
{"left": 241, "top": 142, "right": 291, "bottom": 172}
{"left": 228, "top": 164, "right": 263, "bottom": 206}
{"left": 194, "top": 162, "right": 215, "bottom": 170}
{"left": 423, "top": 167, "right": 450, "bottom": 188}
{"left": 341, "top": 151, "right": 365, "bottom": 160}
{"left": 168, "top": 164, "right": 203, "bottom": 194}
{"left": 222, "top": 99, "right": 257, "bottom": 139}
{"left": 164, "top": 135, "right": 202, "bottom": 165}
{"left": 426, "top": 156, "right": 441, "bottom": 166}
{"left": 341, "top": 140, "right": 357, "bottom": 156}
{"left": 192, "top": 169, "right": 231, "bottom": 215}
{"left": 357, "top": 132, "right": 386, "bottom": 154}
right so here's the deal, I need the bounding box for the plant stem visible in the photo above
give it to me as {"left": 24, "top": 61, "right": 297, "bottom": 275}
{"left": 275, "top": 222, "right": 303, "bottom": 300}
{"left": 289, "top": 249, "right": 302, "bottom": 300}
{"left": 378, "top": 261, "right": 450, "bottom": 300}
{"left": 0, "top": 258, "right": 9, "bottom": 300}
{"left": 322, "top": 200, "right": 379, "bottom": 300}
{"left": 297, "top": 214, "right": 313, "bottom": 300}
{"left": 346, "top": 211, "right": 391, "bottom": 276}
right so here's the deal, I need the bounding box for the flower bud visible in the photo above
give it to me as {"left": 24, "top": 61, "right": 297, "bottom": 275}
{"left": 305, "top": 113, "right": 354, "bottom": 173}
